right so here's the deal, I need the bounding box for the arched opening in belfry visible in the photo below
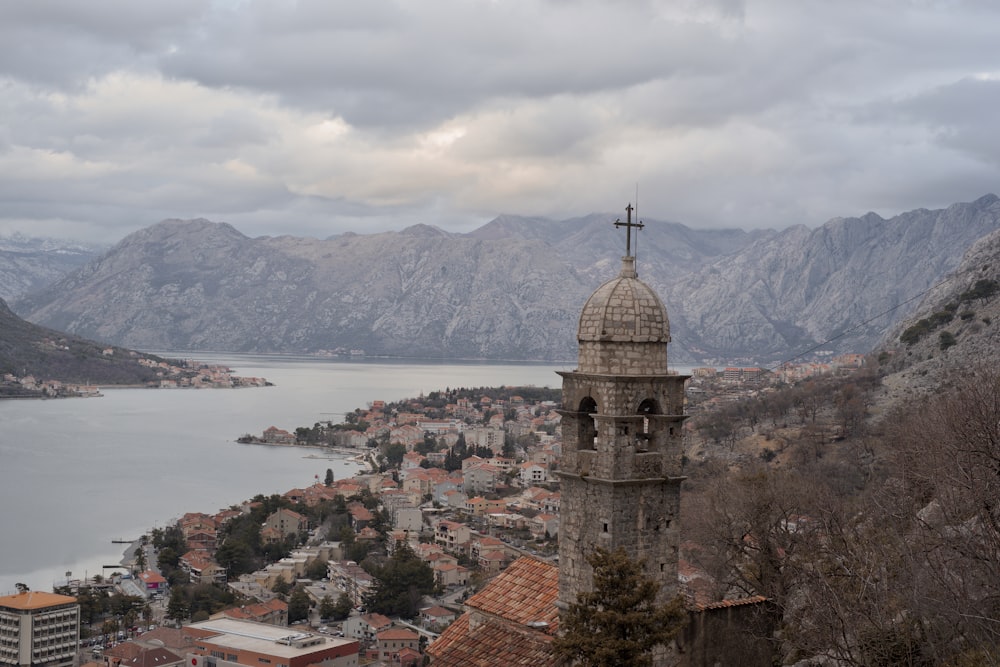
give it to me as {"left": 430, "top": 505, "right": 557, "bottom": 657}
{"left": 636, "top": 398, "right": 659, "bottom": 449}
{"left": 579, "top": 396, "right": 598, "bottom": 449}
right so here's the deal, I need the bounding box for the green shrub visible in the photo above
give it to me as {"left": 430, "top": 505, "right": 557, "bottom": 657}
{"left": 901, "top": 320, "right": 932, "bottom": 346}
{"left": 939, "top": 331, "right": 957, "bottom": 350}
{"left": 960, "top": 279, "right": 999, "bottom": 303}
{"left": 929, "top": 310, "right": 955, "bottom": 326}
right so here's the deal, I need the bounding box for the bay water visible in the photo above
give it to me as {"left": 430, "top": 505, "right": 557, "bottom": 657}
{"left": 0, "top": 355, "right": 571, "bottom": 595}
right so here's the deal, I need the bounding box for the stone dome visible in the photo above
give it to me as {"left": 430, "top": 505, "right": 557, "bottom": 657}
{"left": 577, "top": 256, "right": 670, "bottom": 343}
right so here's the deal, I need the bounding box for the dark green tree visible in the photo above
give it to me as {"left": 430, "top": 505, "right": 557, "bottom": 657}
{"left": 416, "top": 434, "right": 439, "bottom": 455}
{"left": 364, "top": 542, "right": 435, "bottom": 619}
{"left": 288, "top": 586, "right": 312, "bottom": 624}
{"left": 324, "top": 468, "right": 335, "bottom": 486}
{"left": 552, "top": 547, "right": 686, "bottom": 667}
{"left": 319, "top": 595, "right": 337, "bottom": 620}
{"left": 157, "top": 547, "right": 180, "bottom": 575}
{"left": 165, "top": 588, "right": 189, "bottom": 624}
{"left": 331, "top": 592, "right": 354, "bottom": 621}
{"left": 272, "top": 578, "right": 292, "bottom": 600}
{"left": 384, "top": 443, "right": 407, "bottom": 468}
{"left": 305, "top": 558, "right": 329, "bottom": 580}
{"left": 75, "top": 587, "right": 105, "bottom": 625}
{"left": 133, "top": 544, "right": 147, "bottom": 574}
{"left": 216, "top": 539, "right": 257, "bottom": 577}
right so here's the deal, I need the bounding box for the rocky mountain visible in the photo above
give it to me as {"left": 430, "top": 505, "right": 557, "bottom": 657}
{"left": 661, "top": 194, "right": 1000, "bottom": 364}
{"left": 15, "top": 220, "right": 596, "bottom": 360}
{"left": 13, "top": 196, "right": 1000, "bottom": 363}
{"left": 0, "top": 233, "right": 104, "bottom": 303}
{"left": 467, "top": 212, "right": 771, "bottom": 285}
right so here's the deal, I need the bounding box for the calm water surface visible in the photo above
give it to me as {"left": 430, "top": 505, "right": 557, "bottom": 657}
{"left": 0, "top": 355, "right": 570, "bottom": 594}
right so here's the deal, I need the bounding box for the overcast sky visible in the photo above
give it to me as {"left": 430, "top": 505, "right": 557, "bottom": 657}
{"left": 1, "top": 0, "right": 998, "bottom": 244}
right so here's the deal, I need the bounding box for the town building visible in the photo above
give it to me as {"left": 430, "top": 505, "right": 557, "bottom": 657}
{"left": 341, "top": 614, "right": 392, "bottom": 643}
{"left": 102, "top": 641, "right": 183, "bottom": 667}
{"left": 433, "top": 520, "right": 470, "bottom": 552}
{"left": 184, "top": 618, "right": 358, "bottom": 667}
{"left": 0, "top": 590, "right": 80, "bottom": 667}
{"left": 374, "top": 628, "right": 420, "bottom": 662}
{"left": 214, "top": 599, "right": 288, "bottom": 626}
{"left": 261, "top": 508, "right": 308, "bottom": 544}
{"left": 137, "top": 570, "right": 168, "bottom": 594}
{"left": 419, "top": 606, "right": 458, "bottom": 630}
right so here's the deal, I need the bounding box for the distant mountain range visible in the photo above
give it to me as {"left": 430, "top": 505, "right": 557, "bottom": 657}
{"left": 0, "top": 233, "right": 104, "bottom": 303}
{"left": 10, "top": 195, "right": 1000, "bottom": 364}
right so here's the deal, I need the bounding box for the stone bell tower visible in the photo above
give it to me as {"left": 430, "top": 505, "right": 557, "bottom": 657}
{"left": 557, "top": 205, "right": 688, "bottom": 610}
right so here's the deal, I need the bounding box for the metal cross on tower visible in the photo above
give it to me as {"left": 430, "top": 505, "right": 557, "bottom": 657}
{"left": 613, "top": 203, "right": 644, "bottom": 257}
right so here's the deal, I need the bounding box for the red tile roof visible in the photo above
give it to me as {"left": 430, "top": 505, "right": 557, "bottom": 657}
{"left": 122, "top": 646, "right": 182, "bottom": 667}
{"left": 465, "top": 557, "right": 559, "bottom": 632}
{"left": 136, "top": 627, "right": 192, "bottom": 653}
{"left": 377, "top": 628, "right": 419, "bottom": 641}
{"left": 427, "top": 556, "right": 562, "bottom": 666}
{"left": 360, "top": 613, "right": 393, "bottom": 630}
{"left": 689, "top": 594, "right": 769, "bottom": 612}
{"left": 422, "top": 605, "right": 455, "bottom": 618}
{"left": 427, "top": 614, "right": 557, "bottom": 667}
{"left": 139, "top": 571, "right": 167, "bottom": 585}
{"left": 103, "top": 642, "right": 145, "bottom": 661}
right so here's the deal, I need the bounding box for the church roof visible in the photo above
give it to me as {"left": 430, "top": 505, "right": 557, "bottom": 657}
{"left": 427, "top": 614, "right": 558, "bottom": 667}
{"left": 427, "top": 557, "right": 561, "bottom": 666}
{"left": 465, "top": 557, "right": 560, "bottom": 630}
{"left": 577, "top": 256, "right": 669, "bottom": 343}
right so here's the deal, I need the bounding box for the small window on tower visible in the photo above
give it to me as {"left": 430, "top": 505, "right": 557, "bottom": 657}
{"left": 603, "top": 522, "right": 609, "bottom": 533}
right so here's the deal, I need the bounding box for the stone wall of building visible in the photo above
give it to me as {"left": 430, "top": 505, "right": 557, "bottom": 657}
{"left": 558, "top": 473, "right": 683, "bottom": 608}
{"left": 677, "top": 600, "right": 779, "bottom": 667}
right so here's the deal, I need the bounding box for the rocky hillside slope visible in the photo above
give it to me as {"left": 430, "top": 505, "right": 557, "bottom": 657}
{"left": 0, "top": 297, "right": 170, "bottom": 386}
{"left": 875, "top": 225, "right": 1000, "bottom": 405}
{"left": 14, "top": 196, "right": 1000, "bottom": 362}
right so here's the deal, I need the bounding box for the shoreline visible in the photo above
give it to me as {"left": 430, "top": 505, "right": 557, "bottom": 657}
{"left": 113, "top": 447, "right": 370, "bottom": 572}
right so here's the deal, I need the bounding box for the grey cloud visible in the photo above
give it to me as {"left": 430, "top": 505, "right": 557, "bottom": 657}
{"left": 157, "top": 1, "right": 732, "bottom": 129}
{"left": 890, "top": 78, "right": 1000, "bottom": 167}
{"left": 2, "top": 0, "right": 1000, "bottom": 244}
{"left": 0, "top": 1, "right": 203, "bottom": 87}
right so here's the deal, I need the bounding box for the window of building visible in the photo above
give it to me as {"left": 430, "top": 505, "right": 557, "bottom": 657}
{"left": 578, "top": 397, "right": 598, "bottom": 449}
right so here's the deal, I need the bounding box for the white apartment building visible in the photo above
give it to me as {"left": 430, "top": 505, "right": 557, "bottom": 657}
{"left": 0, "top": 591, "right": 79, "bottom": 667}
